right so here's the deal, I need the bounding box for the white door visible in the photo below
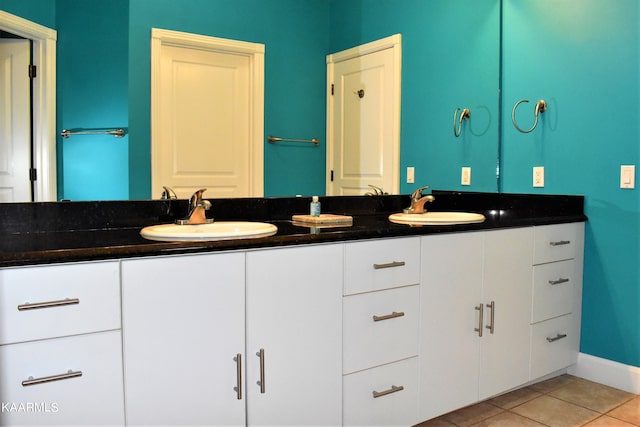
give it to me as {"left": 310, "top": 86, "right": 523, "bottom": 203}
{"left": 0, "top": 39, "right": 31, "bottom": 202}
{"left": 151, "top": 29, "right": 264, "bottom": 199}
{"left": 327, "top": 35, "right": 401, "bottom": 196}
{"left": 121, "top": 253, "right": 246, "bottom": 426}
{"left": 245, "top": 245, "right": 343, "bottom": 426}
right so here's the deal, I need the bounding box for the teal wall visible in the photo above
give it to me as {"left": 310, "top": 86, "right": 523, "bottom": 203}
{"left": 56, "top": 0, "right": 129, "bottom": 200}
{"left": 127, "top": 0, "right": 330, "bottom": 199}
{"left": 501, "top": 0, "right": 640, "bottom": 367}
{"left": 329, "top": 0, "right": 501, "bottom": 194}
{"left": 0, "top": 0, "right": 55, "bottom": 28}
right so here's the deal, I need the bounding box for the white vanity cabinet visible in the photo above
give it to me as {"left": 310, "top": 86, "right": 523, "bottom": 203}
{"left": 0, "top": 261, "right": 124, "bottom": 426}
{"left": 342, "top": 237, "right": 421, "bottom": 427}
{"left": 418, "top": 227, "right": 535, "bottom": 420}
{"left": 529, "top": 222, "right": 584, "bottom": 380}
{"left": 121, "top": 252, "right": 246, "bottom": 426}
{"left": 245, "top": 244, "right": 343, "bottom": 426}
{"left": 121, "top": 244, "right": 343, "bottom": 427}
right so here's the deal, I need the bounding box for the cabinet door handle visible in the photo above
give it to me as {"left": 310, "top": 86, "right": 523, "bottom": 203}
{"left": 18, "top": 298, "right": 79, "bottom": 311}
{"left": 475, "top": 304, "right": 484, "bottom": 337}
{"left": 256, "top": 349, "right": 265, "bottom": 394}
{"left": 546, "top": 333, "right": 568, "bottom": 343}
{"left": 549, "top": 240, "right": 571, "bottom": 246}
{"left": 372, "top": 311, "right": 405, "bottom": 322}
{"left": 233, "top": 353, "right": 242, "bottom": 400}
{"left": 373, "top": 261, "right": 405, "bottom": 270}
{"left": 372, "top": 385, "right": 404, "bottom": 398}
{"left": 549, "top": 278, "right": 570, "bottom": 285}
{"left": 485, "top": 301, "right": 495, "bottom": 334}
{"left": 22, "top": 370, "right": 82, "bottom": 387}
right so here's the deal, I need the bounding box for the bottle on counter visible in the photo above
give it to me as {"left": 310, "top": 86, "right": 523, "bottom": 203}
{"left": 310, "top": 196, "right": 321, "bottom": 217}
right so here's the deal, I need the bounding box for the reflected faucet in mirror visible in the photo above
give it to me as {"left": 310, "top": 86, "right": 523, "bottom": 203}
{"left": 403, "top": 186, "right": 435, "bottom": 214}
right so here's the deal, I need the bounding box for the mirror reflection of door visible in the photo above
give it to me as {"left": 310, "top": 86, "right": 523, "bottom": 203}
{"left": 0, "top": 36, "right": 32, "bottom": 202}
{"left": 151, "top": 29, "right": 264, "bottom": 199}
{"left": 327, "top": 35, "right": 401, "bottom": 196}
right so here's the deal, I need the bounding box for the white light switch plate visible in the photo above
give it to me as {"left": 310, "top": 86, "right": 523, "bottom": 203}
{"left": 533, "top": 166, "right": 544, "bottom": 187}
{"left": 621, "top": 165, "right": 635, "bottom": 189}
{"left": 461, "top": 167, "right": 471, "bottom": 186}
{"left": 407, "top": 167, "right": 415, "bottom": 184}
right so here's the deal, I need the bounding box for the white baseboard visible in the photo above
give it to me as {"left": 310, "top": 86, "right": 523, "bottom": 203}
{"left": 568, "top": 352, "right": 640, "bottom": 394}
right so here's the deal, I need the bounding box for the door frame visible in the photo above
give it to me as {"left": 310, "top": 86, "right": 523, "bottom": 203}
{"left": 150, "top": 28, "right": 265, "bottom": 198}
{"left": 0, "top": 10, "right": 57, "bottom": 201}
{"left": 326, "top": 34, "right": 401, "bottom": 195}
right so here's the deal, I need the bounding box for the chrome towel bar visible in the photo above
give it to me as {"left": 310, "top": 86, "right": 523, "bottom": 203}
{"left": 61, "top": 128, "right": 126, "bottom": 138}
{"left": 268, "top": 135, "right": 319, "bottom": 146}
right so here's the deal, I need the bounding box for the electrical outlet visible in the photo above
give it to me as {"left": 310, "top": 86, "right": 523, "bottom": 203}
{"left": 461, "top": 167, "right": 471, "bottom": 186}
{"left": 533, "top": 166, "right": 545, "bottom": 187}
{"left": 407, "top": 167, "right": 415, "bottom": 184}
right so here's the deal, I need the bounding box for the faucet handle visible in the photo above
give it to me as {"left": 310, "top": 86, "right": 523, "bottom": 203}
{"left": 161, "top": 186, "right": 177, "bottom": 200}
{"left": 411, "top": 185, "right": 431, "bottom": 200}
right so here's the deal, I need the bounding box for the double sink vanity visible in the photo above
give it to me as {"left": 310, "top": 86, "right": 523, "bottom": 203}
{"left": 0, "top": 191, "right": 586, "bottom": 426}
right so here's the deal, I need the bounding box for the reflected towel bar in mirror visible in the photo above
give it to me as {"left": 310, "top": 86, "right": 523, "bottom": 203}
{"left": 268, "top": 135, "right": 319, "bottom": 146}
{"left": 61, "top": 128, "right": 127, "bottom": 138}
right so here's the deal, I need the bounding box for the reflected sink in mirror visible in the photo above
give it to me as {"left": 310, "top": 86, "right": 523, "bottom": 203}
{"left": 140, "top": 221, "right": 278, "bottom": 242}
{"left": 388, "top": 212, "right": 486, "bottom": 226}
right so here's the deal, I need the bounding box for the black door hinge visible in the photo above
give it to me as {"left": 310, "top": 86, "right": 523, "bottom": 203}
{"left": 331, "top": 83, "right": 334, "bottom": 95}
{"left": 28, "top": 64, "right": 37, "bottom": 79}
{"left": 29, "top": 168, "right": 37, "bottom": 182}
{"left": 330, "top": 170, "right": 334, "bottom": 182}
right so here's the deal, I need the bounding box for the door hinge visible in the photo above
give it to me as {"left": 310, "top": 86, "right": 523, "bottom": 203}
{"left": 29, "top": 168, "right": 37, "bottom": 182}
{"left": 330, "top": 170, "right": 334, "bottom": 182}
{"left": 331, "top": 83, "right": 334, "bottom": 95}
{"left": 28, "top": 64, "right": 37, "bottom": 79}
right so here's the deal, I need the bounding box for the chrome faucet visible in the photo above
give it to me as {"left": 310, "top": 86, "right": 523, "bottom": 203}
{"left": 176, "top": 188, "right": 213, "bottom": 225}
{"left": 403, "top": 185, "right": 435, "bottom": 214}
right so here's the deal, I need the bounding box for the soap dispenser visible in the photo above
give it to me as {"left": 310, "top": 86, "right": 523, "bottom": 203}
{"left": 310, "top": 196, "right": 321, "bottom": 217}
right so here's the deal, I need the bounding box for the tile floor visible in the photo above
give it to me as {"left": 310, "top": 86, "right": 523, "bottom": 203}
{"left": 416, "top": 375, "right": 640, "bottom": 427}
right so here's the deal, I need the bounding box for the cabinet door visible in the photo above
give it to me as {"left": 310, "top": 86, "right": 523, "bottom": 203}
{"left": 246, "top": 244, "right": 342, "bottom": 426}
{"left": 479, "top": 227, "right": 533, "bottom": 400}
{"left": 419, "top": 232, "right": 484, "bottom": 421}
{"left": 121, "top": 253, "right": 245, "bottom": 426}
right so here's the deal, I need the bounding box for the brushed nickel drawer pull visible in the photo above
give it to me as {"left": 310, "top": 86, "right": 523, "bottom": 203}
{"left": 372, "top": 385, "right": 404, "bottom": 398}
{"left": 373, "top": 261, "right": 405, "bottom": 270}
{"left": 373, "top": 311, "right": 405, "bottom": 322}
{"left": 549, "top": 240, "right": 571, "bottom": 246}
{"left": 485, "top": 301, "right": 495, "bottom": 334}
{"left": 22, "top": 370, "right": 82, "bottom": 387}
{"left": 475, "top": 304, "right": 484, "bottom": 337}
{"left": 18, "top": 298, "right": 79, "bottom": 311}
{"left": 546, "top": 333, "right": 568, "bottom": 343}
{"left": 256, "top": 349, "right": 265, "bottom": 394}
{"left": 233, "top": 353, "right": 242, "bottom": 400}
{"left": 549, "top": 278, "right": 570, "bottom": 285}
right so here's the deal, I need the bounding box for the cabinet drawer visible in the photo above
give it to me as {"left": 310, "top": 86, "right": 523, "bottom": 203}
{"left": 530, "top": 314, "right": 578, "bottom": 380}
{"left": 0, "top": 330, "right": 125, "bottom": 426}
{"left": 343, "top": 356, "right": 418, "bottom": 427}
{"left": 344, "top": 237, "right": 420, "bottom": 295}
{"left": 0, "top": 261, "right": 121, "bottom": 345}
{"left": 532, "top": 260, "right": 574, "bottom": 323}
{"left": 343, "top": 285, "right": 419, "bottom": 374}
{"left": 534, "top": 224, "right": 578, "bottom": 265}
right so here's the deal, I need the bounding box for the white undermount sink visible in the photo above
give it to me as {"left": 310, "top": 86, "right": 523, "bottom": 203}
{"left": 388, "top": 211, "right": 486, "bottom": 225}
{"left": 140, "top": 221, "right": 278, "bottom": 242}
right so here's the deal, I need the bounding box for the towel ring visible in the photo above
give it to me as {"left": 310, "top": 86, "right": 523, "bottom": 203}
{"left": 453, "top": 108, "right": 471, "bottom": 137}
{"left": 511, "top": 99, "right": 547, "bottom": 133}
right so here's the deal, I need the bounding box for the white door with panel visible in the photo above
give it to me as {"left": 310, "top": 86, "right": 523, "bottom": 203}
{"left": 121, "top": 253, "right": 246, "bottom": 426}
{"left": 245, "top": 244, "right": 343, "bottom": 426}
{"left": 151, "top": 29, "right": 264, "bottom": 199}
{"left": 327, "top": 35, "right": 401, "bottom": 196}
{"left": 0, "top": 39, "right": 31, "bottom": 202}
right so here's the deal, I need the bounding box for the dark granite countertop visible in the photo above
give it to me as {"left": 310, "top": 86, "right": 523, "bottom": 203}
{"left": 0, "top": 191, "right": 587, "bottom": 267}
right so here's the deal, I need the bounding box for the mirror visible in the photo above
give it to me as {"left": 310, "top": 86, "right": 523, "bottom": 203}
{"left": 2, "top": 0, "right": 500, "bottom": 201}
